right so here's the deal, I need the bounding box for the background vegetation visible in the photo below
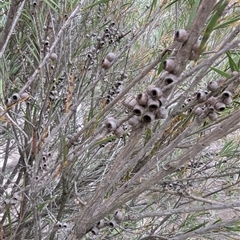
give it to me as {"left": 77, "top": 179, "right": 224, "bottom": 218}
{"left": 0, "top": 0, "right": 240, "bottom": 239}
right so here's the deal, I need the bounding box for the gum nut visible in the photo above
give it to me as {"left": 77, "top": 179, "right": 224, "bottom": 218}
{"left": 50, "top": 53, "right": 58, "bottom": 61}
{"left": 194, "top": 107, "right": 203, "bottom": 116}
{"left": 114, "top": 210, "right": 123, "bottom": 221}
{"left": 147, "top": 85, "right": 163, "bottom": 98}
{"left": 105, "top": 117, "right": 117, "bottom": 131}
{"left": 133, "top": 104, "right": 145, "bottom": 116}
{"left": 5, "top": 98, "right": 13, "bottom": 107}
{"left": 223, "top": 97, "right": 232, "bottom": 105}
{"left": 147, "top": 98, "right": 160, "bottom": 111}
{"left": 208, "top": 112, "right": 218, "bottom": 121}
{"left": 136, "top": 92, "right": 148, "bottom": 106}
{"left": 222, "top": 91, "right": 232, "bottom": 99}
{"left": 20, "top": 92, "right": 29, "bottom": 99}
{"left": 108, "top": 220, "right": 117, "bottom": 228}
{"left": 122, "top": 97, "right": 137, "bottom": 109}
{"left": 142, "top": 111, "right": 155, "bottom": 123}
{"left": 102, "top": 58, "right": 111, "bottom": 69}
{"left": 114, "top": 126, "right": 124, "bottom": 138}
{"left": 164, "top": 74, "right": 177, "bottom": 85}
{"left": 163, "top": 59, "right": 175, "bottom": 72}
{"left": 128, "top": 116, "right": 139, "bottom": 126}
{"left": 91, "top": 226, "right": 99, "bottom": 235}
{"left": 97, "top": 219, "right": 105, "bottom": 228}
{"left": 207, "top": 81, "right": 218, "bottom": 91}
{"left": 174, "top": 29, "right": 188, "bottom": 43}
{"left": 106, "top": 52, "right": 116, "bottom": 62}
{"left": 214, "top": 102, "right": 226, "bottom": 111}
{"left": 12, "top": 93, "right": 21, "bottom": 102}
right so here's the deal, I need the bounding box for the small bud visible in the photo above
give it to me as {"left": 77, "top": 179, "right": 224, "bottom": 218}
{"left": 159, "top": 96, "right": 166, "bottom": 106}
{"left": 50, "top": 53, "right": 58, "bottom": 61}
{"left": 207, "top": 81, "right": 218, "bottom": 91}
{"left": 189, "top": 51, "right": 197, "bottom": 61}
{"left": 106, "top": 52, "right": 116, "bottom": 62}
{"left": 102, "top": 58, "right": 111, "bottom": 69}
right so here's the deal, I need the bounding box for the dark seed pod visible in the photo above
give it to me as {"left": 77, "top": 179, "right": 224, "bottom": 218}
{"left": 142, "top": 111, "right": 155, "bottom": 123}
{"left": 147, "top": 98, "right": 160, "bottom": 111}
{"left": 108, "top": 220, "right": 117, "bottom": 228}
{"left": 214, "top": 102, "right": 226, "bottom": 112}
{"left": 147, "top": 85, "right": 163, "bottom": 98}
{"left": 164, "top": 74, "right": 177, "bottom": 85}
{"left": 91, "top": 226, "right": 99, "bottom": 235}
{"left": 133, "top": 104, "right": 145, "bottom": 116}
{"left": 221, "top": 91, "right": 232, "bottom": 99}
{"left": 11, "top": 93, "right": 21, "bottom": 102}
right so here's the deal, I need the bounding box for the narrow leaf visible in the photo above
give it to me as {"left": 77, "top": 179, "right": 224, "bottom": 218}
{"left": 210, "top": 67, "right": 231, "bottom": 78}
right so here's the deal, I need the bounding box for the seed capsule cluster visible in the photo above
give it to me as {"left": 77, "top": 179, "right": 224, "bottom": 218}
{"left": 104, "top": 72, "right": 128, "bottom": 104}
{"left": 5, "top": 92, "right": 29, "bottom": 107}
{"left": 89, "top": 210, "right": 124, "bottom": 235}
